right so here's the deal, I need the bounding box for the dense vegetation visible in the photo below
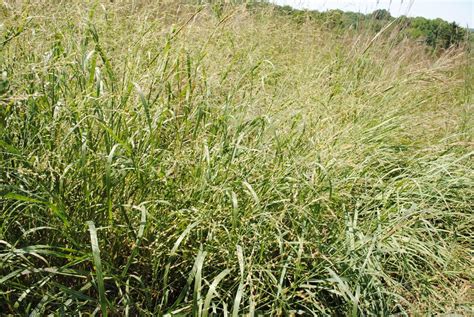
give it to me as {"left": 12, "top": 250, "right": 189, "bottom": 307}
{"left": 276, "top": 5, "right": 470, "bottom": 50}
{"left": 1, "top": 1, "right": 473, "bottom": 315}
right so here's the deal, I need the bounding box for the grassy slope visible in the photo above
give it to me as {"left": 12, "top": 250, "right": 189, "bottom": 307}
{"left": 1, "top": 1, "right": 473, "bottom": 315}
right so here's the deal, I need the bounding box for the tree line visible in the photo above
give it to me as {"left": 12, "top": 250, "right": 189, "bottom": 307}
{"left": 274, "top": 6, "right": 470, "bottom": 50}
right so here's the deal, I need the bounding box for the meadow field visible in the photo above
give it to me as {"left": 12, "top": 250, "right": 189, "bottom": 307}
{"left": 1, "top": 1, "right": 473, "bottom": 315}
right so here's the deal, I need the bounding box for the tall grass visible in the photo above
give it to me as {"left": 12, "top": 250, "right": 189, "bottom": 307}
{"left": 1, "top": 1, "right": 472, "bottom": 315}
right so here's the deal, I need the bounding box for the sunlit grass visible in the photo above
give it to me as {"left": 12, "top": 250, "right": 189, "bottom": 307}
{"left": 1, "top": 1, "right": 472, "bottom": 315}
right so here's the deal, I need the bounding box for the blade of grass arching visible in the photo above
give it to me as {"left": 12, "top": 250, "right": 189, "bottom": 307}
{"left": 125, "top": 277, "right": 131, "bottom": 317}
{"left": 236, "top": 245, "right": 244, "bottom": 281}
{"left": 121, "top": 206, "right": 147, "bottom": 278}
{"left": 162, "top": 221, "right": 199, "bottom": 290}
{"left": 276, "top": 256, "right": 291, "bottom": 302}
{"left": 327, "top": 268, "right": 357, "bottom": 306}
{"left": 352, "top": 285, "right": 360, "bottom": 317}
{"left": 3, "top": 193, "right": 69, "bottom": 227}
{"left": 95, "top": 119, "right": 132, "bottom": 155}
{"left": 164, "top": 248, "right": 207, "bottom": 314}
{"left": 202, "top": 269, "right": 231, "bottom": 317}
{"left": 53, "top": 282, "right": 94, "bottom": 302}
{"left": 0, "top": 139, "right": 21, "bottom": 155}
{"left": 133, "top": 82, "right": 152, "bottom": 132}
{"left": 232, "top": 282, "right": 245, "bottom": 317}
{"left": 242, "top": 181, "right": 260, "bottom": 206}
{"left": 16, "top": 275, "right": 53, "bottom": 308}
{"left": 0, "top": 268, "right": 24, "bottom": 284}
{"left": 3, "top": 193, "right": 45, "bottom": 205}
{"left": 362, "top": 18, "right": 398, "bottom": 54}
{"left": 232, "top": 245, "right": 245, "bottom": 317}
{"left": 85, "top": 50, "right": 97, "bottom": 89}
{"left": 230, "top": 191, "right": 239, "bottom": 231}
{"left": 193, "top": 247, "right": 206, "bottom": 316}
{"left": 29, "top": 294, "right": 49, "bottom": 317}
{"left": 105, "top": 144, "right": 120, "bottom": 224}
{"left": 87, "top": 221, "right": 107, "bottom": 317}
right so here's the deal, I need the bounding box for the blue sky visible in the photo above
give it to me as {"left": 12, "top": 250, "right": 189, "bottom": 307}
{"left": 271, "top": 0, "right": 474, "bottom": 27}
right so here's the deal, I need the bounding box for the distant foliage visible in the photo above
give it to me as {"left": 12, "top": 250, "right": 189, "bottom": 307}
{"left": 371, "top": 9, "right": 391, "bottom": 21}
{"left": 403, "top": 17, "right": 467, "bottom": 49}
{"left": 273, "top": 4, "right": 469, "bottom": 50}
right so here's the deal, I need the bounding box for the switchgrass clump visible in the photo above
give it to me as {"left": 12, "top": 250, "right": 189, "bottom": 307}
{"left": 1, "top": 1, "right": 473, "bottom": 315}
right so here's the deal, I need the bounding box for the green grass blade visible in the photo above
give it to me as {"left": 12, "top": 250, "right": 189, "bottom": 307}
{"left": 87, "top": 221, "right": 107, "bottom": 317}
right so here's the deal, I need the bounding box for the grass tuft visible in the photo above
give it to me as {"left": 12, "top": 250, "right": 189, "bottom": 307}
{"left": 1, "top": 1, "right": 472, "bottom": 315}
